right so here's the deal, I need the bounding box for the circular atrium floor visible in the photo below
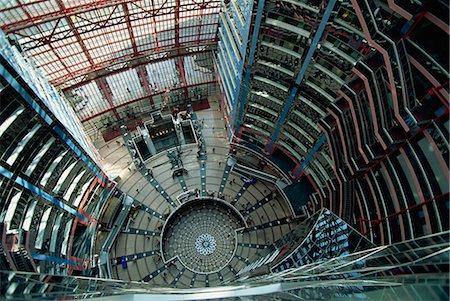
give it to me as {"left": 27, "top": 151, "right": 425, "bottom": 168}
{"left": 96, "top": 98, "right": 299, "bottom": 288}
{"left": 161, "top": 198, "right": 245, "bottom": 273}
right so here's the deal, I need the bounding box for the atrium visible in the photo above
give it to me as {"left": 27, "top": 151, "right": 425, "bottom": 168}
{"left": 0, "top": 0, "right": 448, "bottom": 300}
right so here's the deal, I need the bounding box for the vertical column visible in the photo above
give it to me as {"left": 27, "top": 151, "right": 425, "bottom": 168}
{"left": 175, "top": 57, "right": 189, "bottom": 98}
{"left": 173, "top": 0, "right": 189, "bottom": 98}
{"left": 233, "top": 0, "right": 266, "bottom": 137}
{"left": 174, "top": 119, "right": 186, "bottom": 145}
{"left": 96, "top": 78, "right": 120, "bottom": 121}
{"left": 137, "top": 65, "right": 155, "bottom": 109}
{"left": 141, "top": 128, "right": 157, "bottom": 155}
{"left": 266, "top": 0, "right": 337, "bottom": 153}
{"left": 291, "top": 134, "right": 327, "bottom": 178}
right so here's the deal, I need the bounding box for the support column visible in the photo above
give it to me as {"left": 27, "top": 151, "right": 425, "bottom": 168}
{"left": 141, "top": 128, "right": 157, "bottom": 155}
{"left": 137, "top": 65, "right": 155, "bottom": 109}
{"left": 233, "top": 0, "right": 266, "bottom": 137}
{"left": 174, "top": 0, "right": 189, "bottom": 98}
{"left": 175, "top": 120, "right": 186, "bottom": 145}
{"left": 291, "top": 134, "right": 327, "bottom": 178}
{"left": 175, "top": 57, "right": 189, "bottom": 98}
{"left": 266, "top": 0, "right": 337, "bottom": 153}
{"left": 96, "top": 78, "right": 120, "bottom": 120}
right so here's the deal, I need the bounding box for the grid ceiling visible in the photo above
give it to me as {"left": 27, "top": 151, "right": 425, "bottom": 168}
{"left": 0, "top": 0, "right": 221, "bottom": 89}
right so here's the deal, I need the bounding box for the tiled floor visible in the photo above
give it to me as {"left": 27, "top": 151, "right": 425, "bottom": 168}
{"left": 95, "top": 96, "right": 298, "bottom": 288}
{"left": 162, "top": 199, "right": 243, "bottom": 274}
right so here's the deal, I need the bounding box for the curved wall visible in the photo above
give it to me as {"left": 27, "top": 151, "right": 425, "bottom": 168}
{"left": 216, "top": 0, "right": 449, "bottom": 246}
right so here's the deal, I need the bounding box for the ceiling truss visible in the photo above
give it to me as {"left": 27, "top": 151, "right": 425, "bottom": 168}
{"left": 0, "top": 0, "right": 221, "bottom": 89}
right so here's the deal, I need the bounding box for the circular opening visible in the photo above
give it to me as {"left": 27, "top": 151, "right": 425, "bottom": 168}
{"left": 161, "top": 198, "right": 245, "bottom": 274}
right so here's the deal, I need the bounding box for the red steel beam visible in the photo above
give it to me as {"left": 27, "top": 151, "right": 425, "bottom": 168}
{"left": 5, "top": 4, "right": 217, "bottom": 56}
{"left": 358, "top": 192, "right": 449, "bottom": 233}
{"left": 1, "top": 0, "right": 132, "bottom": 33}
{"left": 20, "top": 13, "right": 218, "bottom": 56}
{"left": 122, "top": 3, "right": 138, "bottom": 56}
{"left": 55, "top": 45, "right": 215, "bottom": 89}
{"left": 355, "top": 108, "right": 449, "bottom": 180}
{"left": 1, "top": 224, "right": 17, "bottom": 271}
{"left": 197, "top": 4, "right": 203, "bottom": 45}
{"left": 30, "top": 23, "right": 216, "bottom": 62}
{"left": 131, "top": 0, "right": 220, "bottom": 16}
{"left": 67, "top": 6, "right": 122, "bottom": 33}
{"left": 96, "top": 78, "right": 121, "bottom": 120}
{"left": 123, "top": 0, "right": 156, "bottom": 110}
{"left": 424, "top": 12, "right": 448, "bottom": 33}
{"left": 16, "top": 1, "right": 219, "bottom": 88}
{"left": 55, "top": 46, "right": 215, "bottom": 89}
{"left": 81, "top": 80, "right": 216, "bottom": 122}
{"left": 150, "top": 0, "right": 161, "bottom": 50}
{"left": 175, "top": 57, "right": 189, "bottom": 97}
{"left": 59, "top": 30, "right": 215, "bottom": 63}
{"left": 16, "top": 10, "right": 219, "bottom": 51}
{"left": 14, "top": 0, "right": 78, "bottom": 80}
{"left": 34, "top": 28, "right": 217, "bottom": 78}
{"left": 54, "top": 39, "right": 215, "bottom": 84}
{"left": 137, "top": 65, "right": 155, "bottom": 109}
{"left": 56, "top": 0, "right": 95, "bottom": 67}
{"left": 175, "top": 0, "right": 180, "bottom": 47}
{"left": 0, "top": 0, "right": 46, "bottom": 13}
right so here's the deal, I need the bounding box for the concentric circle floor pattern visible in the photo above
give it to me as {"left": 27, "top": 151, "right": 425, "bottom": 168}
{"left": 195, "top": 233, "right": 217, "bottom": 256}
{"left": 96, "top": 98, "right": 300, "bottom": 288}
{"left": 162, "top": 200, "right": 243, "bottom": 273}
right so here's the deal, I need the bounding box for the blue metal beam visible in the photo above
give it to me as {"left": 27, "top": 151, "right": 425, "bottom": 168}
{"left": 0, "top": 165, "right": 89, "bottom": 222}
{"left": 233, "top": 0, "right": 266, "bottom": 136}
{"left": 53, "top": 126, "right": 107, "bottom": 185}
{"left": 31, "top": 253, "right": 83, "bottom": 266}
{"left": 0, "top": 64, "right": 53, "bottom": 125}
{"left": 0, "top": 62, "right": 107, "bottom": 185}
{"left": 293, "top": 134, "right": 327, "bottom": 178}
{"left": 267, "top": 0, "right": 337, "bottom": 152}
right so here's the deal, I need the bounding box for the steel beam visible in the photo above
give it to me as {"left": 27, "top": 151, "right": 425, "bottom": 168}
{"left": 1, "top": 0, "right": 132, "bottom": 33}
{"left": 353, "top": 107, "right": 449, "bottom": 180}
{"left": 0, "top": 165, "right": 89, "bottom": 222}
{"left": 137, "top": 65, "right": 155, "bottom": 109}
{"left": 96, "top": 78, "right": 120, "bottom": 120}
{"left": 0, "top": 0, "right": 46, "bottom": 13}
{"left": 292, "top": 134, "right": 327, "bottom": 178}
{"left": 123, "top": 3, "right": 138, "bottom": 55}
{"left": 175, "top": 0, "right": 180, "bottom": 48}
{"left": 359, "top": 192, "right": 449, "bottom": 233}
{"left": 150, "top": 0, "right": 161, "bottom": 50}
{"left": 56, "top": 0, "right": 95, "bottom": 66}
{"left": 55, "top": 46, "right": 214, "bottom": 90}
{"left": 5, "top": 0, "right": 219, "bottom": 90}
{"left": 233, "top": 0, "right": 265, "bottom": 136}
{"left": 16, "top": 10, "right": 219, "bottom": 50}
{"left": 266, "top": 0, "right": 337, "bottom": 153}
{"left": 175, "top": 57, "right": 189, "bottom": 97}
{"left": 81, "top": 80, "right": 215, "bottom": 122}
